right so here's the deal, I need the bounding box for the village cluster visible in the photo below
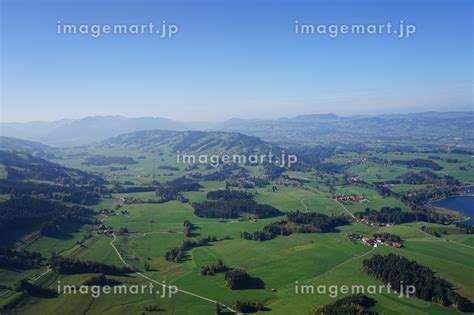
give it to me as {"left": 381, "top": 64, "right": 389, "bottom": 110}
{"left": 334, "top": 194, "right": 368, "bottom": 203}
{"left": 96, "top": 208, "right": 130, "bottom": 236}
{"left": 347, "top": 232, "right": 403, "bottom": 248}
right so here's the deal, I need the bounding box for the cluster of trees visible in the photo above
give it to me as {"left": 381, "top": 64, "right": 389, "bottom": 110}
{"left": 392, "top": 158, "right": 442, "bottom": 170}
{"left": 50, "top": 257, "right": 133, "bottom": 275}
{"left": 163, "top": 177, "right": 202, "bottom": 192}
{"left": 16, "top": 280, "right": 57, "bottom": 298}
{"left": 155, "top": 177, "right": 202, "bottom": 203}
{"left": 183, "top": 219, "right": 196, "bottom": 237}
{"left": 0, "top": 197, "right": 94, "bottom": 238}
{"left": 193, "top": 199, "right": 281, "bottom": 219}
{"left": 355, "top": 207, "right": 417, "bottom": 224}
{"left": 287, "top": 212, "right": 349, "bottom": 231}
{"left": 82, "top": 274, "right": 121, "bottom": 286}
{"left": 225, "top": 179, "right": 256, "bottom": 189}
{"left": 0, "top": 248, "right": 42, "bottom": 269}
{"left": 193, "top": 190, "right": 282, "bottom": 219}
{"left": 241, "top": 230, "right": 276, "bottom": 241}
{"left": 242, "top": 212, "right": 349, "bottom": 241}
{"left": 363, "top": 254, "right": 473, "bottom": 312}
{"left": 200, "top": 259, "right": 229, "bottom": 276}
{"left": 165, "top": 236, "right": 217, "bottom": 262}
{"left": 456, "top": 222, "right": 474, "bottom": 234}
{"left": 234, "top": 301, "right": 265, "bottom": 313}
{"left": 399, "top": 171, "right": 459, "bottom": 186}
{"left": 313, "top": 294, "right": 377, "bottom": 315}
{"left": 206, "top": 189, "right": 253, "bottom": 201}
{"left": 82, "top": 155, "right": 137, "bottom": 166}
{"left": 111, "top": 184, "right": 158, "bottom": 193}
{"left": 373, "top": 232, "right": 401, "bottom": 243}
{"left": 224, "top": 269, "right": 253, "bottom": 290}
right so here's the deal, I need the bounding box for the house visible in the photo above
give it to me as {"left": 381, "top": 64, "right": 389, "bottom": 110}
{"left": 361, "top": 236, "right": 378, "bottom": 247}
{"left": 97, "top": 223, "right": 107, "bottom": 230}
{"left": 391, "top": 242, "right": 402, "bottom": 248}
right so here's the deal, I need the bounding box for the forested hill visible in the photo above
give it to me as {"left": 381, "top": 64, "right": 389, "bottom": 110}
{"left": 0, "top": 136, "right": 58, "bottom": 158}
{"left": 0, "top": 150, "right": 104, "bottom": 185}
{"left": 98, "top": 130, "right": 282, "bottom": 155}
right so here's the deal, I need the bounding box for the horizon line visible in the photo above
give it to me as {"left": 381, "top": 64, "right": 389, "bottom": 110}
{"left": 1, "top": 109, "right": 473, "bottom": 125}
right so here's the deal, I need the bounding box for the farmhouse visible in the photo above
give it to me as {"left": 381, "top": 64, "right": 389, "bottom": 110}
{"left": 359, "top": 235, "right": 402, "bottom": 248}
{"left": 335, "top": 194, "right": 365, "bottom": 202}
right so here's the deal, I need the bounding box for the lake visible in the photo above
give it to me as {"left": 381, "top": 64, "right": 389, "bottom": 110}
{"left": 432, "top": 194, "right": 474, "bottom": 225}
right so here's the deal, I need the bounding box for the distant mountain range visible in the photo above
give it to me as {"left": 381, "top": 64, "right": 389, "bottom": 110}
{"left": 0, "top": 116, "right": 209, "bottom": 146}
{"left": 1, "top": 112, "right": 473, "bottom": 148}
{"left": 217, "top": 112, "right": 474, "bottom": 148}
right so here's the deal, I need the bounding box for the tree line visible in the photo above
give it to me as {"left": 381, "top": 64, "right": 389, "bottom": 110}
{"left": 0, "top": 248, "right": 42, "bottom": 270}
{"left": 193, "top": 189, "right": 282, "bottom": 219}
{"left": 51, "top": 256, "right": 133, "bottom": 275}
{"left": 0, "top": 196, "right": 94, "bottom": 239}
{"left": 200, "top": 259, "right": 229, "bottom": 276}
{"left": 363, "top": 254, "right": 473, "bottom": 312}
{"left": 313, "top": 294, "right": 377, "bottom": 315}
{"left": 241, "top": 211, "right": 350, "bottom": 241}
{"left": 165, "top": 236, "right": 218, "bottom": 262}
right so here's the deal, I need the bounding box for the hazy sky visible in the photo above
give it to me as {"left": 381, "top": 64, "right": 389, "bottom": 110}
{"left": 1, "top": 0, "right": 473, "bottom": 123}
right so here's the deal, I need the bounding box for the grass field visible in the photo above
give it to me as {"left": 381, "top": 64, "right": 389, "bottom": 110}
{"left": 1, "top": 148, "right": 474, "bottom": 314}
{"left": 3, "top": 190, "right": 473, "bottom": 314}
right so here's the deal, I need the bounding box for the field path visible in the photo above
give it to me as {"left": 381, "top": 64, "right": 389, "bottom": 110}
{"left": 300, "top": 199, "right": 309, "bottom": 212}
{"left": 295, "top": 186, "right": 357, "bottom": 219}
{"left": 109, "top": 234, "right": 236, "bottom": 313}
{"left": 129, "top": 231, "right": 171, "bottom": 238}
{"left": 397, "top": 225, "right": 474, "bottom": 250}
{"left": 309, "top": 246, "right": 376, "bottom": 281}
{"left": 333, "top": 200, "right": 357, "bottom": 219}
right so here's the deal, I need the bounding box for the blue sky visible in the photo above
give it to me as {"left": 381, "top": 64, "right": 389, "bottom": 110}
{"left": 1, "top": 0, "right": 472, "bottom": 122}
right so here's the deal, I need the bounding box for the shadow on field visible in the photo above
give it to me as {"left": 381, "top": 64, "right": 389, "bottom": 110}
{"left": 44, "top": 223, "right": 83, "bottom": 240}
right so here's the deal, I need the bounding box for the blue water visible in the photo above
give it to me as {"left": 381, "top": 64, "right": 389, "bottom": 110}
{"left": 432, "top": 195, "right": 474, "bottom": 225}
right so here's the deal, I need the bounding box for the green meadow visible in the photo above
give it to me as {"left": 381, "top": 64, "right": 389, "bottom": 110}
{"left": 1, "top": 146, "right": 474, "bottom": 315}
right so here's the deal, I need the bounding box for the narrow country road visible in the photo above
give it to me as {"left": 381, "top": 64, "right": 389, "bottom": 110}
{"left": 109, "top": 234, "right": 237, "bottom": 313}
